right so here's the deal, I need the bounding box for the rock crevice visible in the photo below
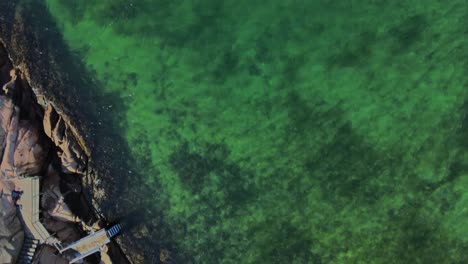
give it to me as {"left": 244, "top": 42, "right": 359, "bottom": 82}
{"left": 44, "top": 103, "right": 87, "bottom": 174}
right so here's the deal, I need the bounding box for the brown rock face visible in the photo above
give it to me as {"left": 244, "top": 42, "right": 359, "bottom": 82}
{"left": 43, "top": 104, "right": 87, "bottom": 174}
{"left": 0, "top": 48, "right": 86, "bottom": 178}
{"left": 0, "top": 96, "right": 18, "bottom": 154}
{"left": 33, "top": 245, "right": 69, "bottom": 264}
{"left": 0, "top": 66, "right": 49, "bottom": 179}
{"left": 0, "top": 181, "right": 24, "bottom": 264}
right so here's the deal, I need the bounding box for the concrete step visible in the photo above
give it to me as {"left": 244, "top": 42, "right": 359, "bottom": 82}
{"left": 18, "top": 238, "right": 39, "bottom": 263}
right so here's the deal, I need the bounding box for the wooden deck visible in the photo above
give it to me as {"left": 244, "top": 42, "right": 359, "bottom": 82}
{"left": 9, "top": 176, "right": 121, "bottom": 263}
{"left": 12, "top": 177, "right": 61, "bottom": 246}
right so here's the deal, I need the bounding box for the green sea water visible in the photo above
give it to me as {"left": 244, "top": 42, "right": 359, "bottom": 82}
{"left": 44, "top": 0, "right": 468, "bottom": 263}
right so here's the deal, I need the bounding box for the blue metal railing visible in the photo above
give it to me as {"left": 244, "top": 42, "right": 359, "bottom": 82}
{"left": 106, "top": 224, "right": 122, "bottom": 238}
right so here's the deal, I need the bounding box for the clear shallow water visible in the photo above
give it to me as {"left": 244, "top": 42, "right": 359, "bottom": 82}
{"left": 44, "top": 0, "right": 468, "bottom": 263}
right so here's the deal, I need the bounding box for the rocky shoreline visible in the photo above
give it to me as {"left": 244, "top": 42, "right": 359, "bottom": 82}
{"left": 0, "top": 41, "right": 127, "bottom": 264}
{"left": 1, "top": 2, "right": 134, "bottom": 263}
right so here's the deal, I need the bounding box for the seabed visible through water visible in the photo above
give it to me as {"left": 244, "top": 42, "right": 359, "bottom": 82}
{"left": 38, "top": 0, "right": 468, "bottom": 263}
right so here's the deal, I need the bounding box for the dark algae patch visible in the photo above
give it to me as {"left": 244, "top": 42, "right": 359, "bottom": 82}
{"left": 41, "top": 0, "right": 468, "bottom": 263}
{"left": 170, "top": 142, "right": 255, "bottom": 207}
{"left": 388, "top": 14, "right": 428, "bottom": 54}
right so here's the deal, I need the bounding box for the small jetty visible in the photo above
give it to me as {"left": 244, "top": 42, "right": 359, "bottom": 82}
{"left": 59, "top": 224, "right": 121, "bottom": 263}
{"left": 11, "top": 176, "right": 121, "bottom": 263}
